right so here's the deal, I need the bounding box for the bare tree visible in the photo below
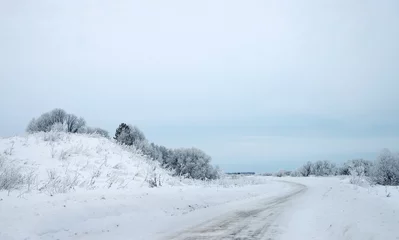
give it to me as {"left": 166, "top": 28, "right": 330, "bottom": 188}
{"left": 65, "top": 114, "right": 86, "bottom": 133}
{"left": 49, "top": 108, "right": 67, "bottom": 124}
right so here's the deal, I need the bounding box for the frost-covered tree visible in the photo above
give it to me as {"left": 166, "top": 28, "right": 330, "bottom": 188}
{"left": 340, "top": 159, "right": 373, "bottom": 176}
{"left": 372, "top": 149, "right": 399, "bottom": 186}
{"left": 50, "top": 108, "right": 67, "bottom": 124}
{"left": 51, "top": 122, "right": 66, "bottom": 132}
{"left": 27, "top": 109, "right": 66, "bottom": 132}
{"left": 164, "top": 148, "right": 219, "bottom": 180}
{"left": 114, "top": 123, "right": 129, "bottom": 140}
{"left": 114, "top": 123, "right": 146, "bottom": 146}
{"left": 65, "top": 114, "right": 86, "bottom": 133}
{"left": 143, "top": 143, "right": 164, "bottom": 162}
{"left": 290, "top": 171, "right": 300, "bottom": 177}
{"left": 26, "top": 118, "right": 39, "bottom": 133}
{"left": 274, "top": 170, "right": 290, "bottom": 177}
{"left": 298, "top": 161, "right": 313, "bottom": 177}
{"left": 26, "top": 109, "right": 86, "bottom": 133}
{"left": 112, "top": 123, "right": 219, "bottom": 180}
{"left": 309, "top": 160, "right": 336, "bottom": 176}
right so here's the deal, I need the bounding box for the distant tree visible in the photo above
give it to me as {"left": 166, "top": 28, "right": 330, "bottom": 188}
{"left": 65, "top": 114, "right": 86, "bottom": 133}
{"left": 372, "top": 149, "right": 399, "bottom": 185}
{"left": 26, "top": 108, "right": 68, "bottom": 132}
{"left": 311, "top": 160, "right": 336, "bottom": 176}
{"left": 50, "top": 108, "right": 67, "bottom": 124}
{"left": 274, "top": 170, "right": 288, "bottom": 177}
{"left": 112, "top": 123, "right": 219, "bottom": 180}
{"left": 114, "top": 123, "right": 130, "bottom": 140}
{"left": 26, "top": 118, "right": 39, "bottom": 133}
{"left": 298, "top": 161, "right": 313, "bottom": 177}
{"left": 114, "top": 123, "right": 146, "bottom": 146}
{"left": 164, "top": 148, "right": 219, "bottom": 180}
{"left": 340, "top": 159, "right": 373, "bottom": 176}
{"left": 290, "top": 171, "right": 299, "bottom": 177}
{"left": 26, "top": 108, "right": 87, "bottom": 133}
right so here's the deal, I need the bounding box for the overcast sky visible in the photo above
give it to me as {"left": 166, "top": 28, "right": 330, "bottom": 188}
{"left": 1, "top": 0, "right": 399, "bottom": 172}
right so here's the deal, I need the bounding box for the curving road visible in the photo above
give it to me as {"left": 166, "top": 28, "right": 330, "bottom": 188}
{"left": 167, "top": 181, "right": 307, "bottom": 240}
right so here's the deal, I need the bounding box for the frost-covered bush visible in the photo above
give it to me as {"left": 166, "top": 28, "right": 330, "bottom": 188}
{"left": 26, "top": 108, "right": 86, "bottom": 134}
{"left": 0, "top": 155, "right": 36, "bottom": 194}
{"left": 340, "top": 159, "right": 373, "bottom": 177}
{"left": 41, "top": 130, "right": 64, "bottom": 142}
{"left": 274, "top": 170, "right": 290, "bottom": 177}
{"left": 296, "top": 160, "right": 336, "bottom": 177}
{"left": 0, "top": 155, "right": 24, "bottom": 192}
{"left": 290, "top": 171, "right": 300, "bottom": 177}
{"left": 113, "top": 123, "right": 219, "bottom": 180}
{"left": 26, "top": 108, "right": 67, "bottom": 132}
{"left": 312, "top": 160, "right": 337, "bottom": 176}
{"left": 85, "top": 127, "right": 109, "bottom": 138}
{"left": 39, "top": 170, "right": 80, "bottom": 195}
{"left": 164, "top": 148, "right": 219, "bottom": 180}
{"left": 298, "top": 161, "right": 313, "bottom": 177}
{"left": 371, "top": 149, "right": 399, "bottom": 186}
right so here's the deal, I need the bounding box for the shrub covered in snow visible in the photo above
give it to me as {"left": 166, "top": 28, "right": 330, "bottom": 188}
{"left": 312, "top": 160, "right": 337, "bottom": 176}
{"left": 292, "top": 150, "right": 399, "bottom": 187}
{"left": 298, "top": 161, "right": 313, "bottom": 177}
{"left": 339, "top": 159, "right": 373, "bottom": 177}
{"left": 113, "top": 123, "right": 220, "bottom": 180}
{"left": 371, "top": 149, "right": 399, "bottom": 186}
{"left": 26, "top": 108, "right": 86, "bottom": 134}
{"left": 274, "top": 170, "right": 291, "bottom": 177}
{"left": 26, "top": 109, "right": 111, "bottom": 140}
{"left": 163, "top": 148, "right": 219, "bottom": 180}
{"left": 85, "top": 127, "right": 110, "bottom": 138}
{"left": 0, "top": 154, "right": 36, "bottom": 194}
{"left": 295, "top": 160, "right": 336, "bottom": 177}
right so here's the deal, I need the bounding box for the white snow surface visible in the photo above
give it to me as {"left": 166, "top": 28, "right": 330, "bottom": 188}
{"left": 276, "top": 177, "right": 399, "bottom": 240}
{"left": 0, "top": 133, "right": 283, "bottom": 239}
{"left": 1, "top": 133, "right": 399, "bottom": 239}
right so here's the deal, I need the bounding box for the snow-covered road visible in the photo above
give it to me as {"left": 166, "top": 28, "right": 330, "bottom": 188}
{"left": 1, "top": 177, "right": 399, "bottom": 240}
{"left": 164, "top": 177, "right": 399, "bottom": 240}
{"left": 167, "top": 181, "right": 306, "bottom": 240}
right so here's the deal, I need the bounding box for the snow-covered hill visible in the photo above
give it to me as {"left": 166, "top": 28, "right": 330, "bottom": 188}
{"left": 0, "top": 132, "right": 283, "bottom": 240}
{"left": 0, "top": 131, "right": 179, "bottom": 195}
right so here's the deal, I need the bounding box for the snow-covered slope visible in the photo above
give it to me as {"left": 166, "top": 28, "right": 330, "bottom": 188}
{"left": 0, "top": 133, "right": 287, "bottom": 240}
{"left": 0, "top": 132, "right": 177, "bottom": 195}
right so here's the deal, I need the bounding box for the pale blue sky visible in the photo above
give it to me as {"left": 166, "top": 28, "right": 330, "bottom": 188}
{"left": 1, "top": 0, "right": 399, "bottom": 172}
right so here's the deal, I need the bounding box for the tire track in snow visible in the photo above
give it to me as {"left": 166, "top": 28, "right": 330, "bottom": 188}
{"left": 167, "top": 181, "right": 307, "bottom": 240}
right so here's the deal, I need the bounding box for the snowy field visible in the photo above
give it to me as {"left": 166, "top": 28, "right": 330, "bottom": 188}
{"left": 1, "top": 133, "right": 399, "bottom": 240}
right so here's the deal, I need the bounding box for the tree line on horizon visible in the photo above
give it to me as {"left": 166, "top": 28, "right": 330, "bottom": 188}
{"left": 276, "top": 153, "right": 399, "bottom": 186}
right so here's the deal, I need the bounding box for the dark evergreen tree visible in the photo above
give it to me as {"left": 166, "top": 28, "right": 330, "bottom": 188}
{"left": 114, "top": 123, "right": 130, "bottom": 140}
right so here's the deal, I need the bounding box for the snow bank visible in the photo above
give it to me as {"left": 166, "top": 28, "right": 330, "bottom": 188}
{"left": 275, "top": 177, "right": 399, "bottom": 240}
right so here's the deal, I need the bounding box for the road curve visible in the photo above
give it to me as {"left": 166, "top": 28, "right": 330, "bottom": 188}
{"left": 167, "top": 181, "right": 307, "bottom": 240}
